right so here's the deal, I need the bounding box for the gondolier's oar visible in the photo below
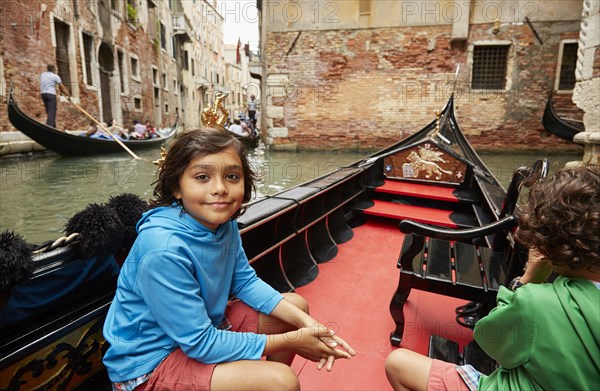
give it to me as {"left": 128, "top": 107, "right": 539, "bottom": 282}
{"left": 68, "top": 99, "right": 141, "bottom": 160}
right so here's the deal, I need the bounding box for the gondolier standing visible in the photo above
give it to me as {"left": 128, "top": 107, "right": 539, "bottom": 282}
{"left": 247, "top": 94, "right": 258, "bottom": 129}
{"left": 40, "top": 64, "right": 70, "bottom": 128}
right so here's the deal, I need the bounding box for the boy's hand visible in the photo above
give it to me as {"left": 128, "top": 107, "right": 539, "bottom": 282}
{"left": 521, "top": 249, "right": 553, "bottom": 284}
{"left": 315, "top": 325, "right": 356, "bottom": 371}
{"left": 287, "top": 325, "right": 355, "bottom": 371}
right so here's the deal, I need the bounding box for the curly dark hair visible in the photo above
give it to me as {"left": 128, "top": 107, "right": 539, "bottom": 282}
{"left": 516, "top": 166, "right": 600, "bottom": 271}
{"left": 149, "top": 128, "right": 257, "bottom": 219}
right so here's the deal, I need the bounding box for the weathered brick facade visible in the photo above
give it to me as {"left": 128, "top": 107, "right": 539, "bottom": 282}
{"left": 0, "top": 0, "right": 225, "bottom": 139}
{"left": 0, "top": 1, "right": 81, "bottom": 131}
{"left": 261, "top": 2, "right": 584, "bottom": 153}
{"left": 2, "top": 1, "right": 151, "bottom": 132}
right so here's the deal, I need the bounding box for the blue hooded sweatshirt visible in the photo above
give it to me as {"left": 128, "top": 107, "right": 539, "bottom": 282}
{"left": 102, "top": 205, "right": 284, "bottom": 382}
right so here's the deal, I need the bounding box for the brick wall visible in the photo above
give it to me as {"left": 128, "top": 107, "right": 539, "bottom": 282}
{"left": 265, "top": 22, "right": 583, "bottom": 152}
{"left": 0, "top": 0, "right": 179, "bottom": 134}
{"left": 1, "top": 1, "right": 65, "bottom": 131}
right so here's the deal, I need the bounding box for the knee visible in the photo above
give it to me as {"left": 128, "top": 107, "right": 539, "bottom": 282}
{"left": 282, "top": 292, "right": 309, "bottom": 314}
{"left": 385, "top": 348, "right": 432, "bottom": 391}
{"left": 385, "top": 348, "right": 412, "bottom": 378}
{"left": 268, "top": 364, "right": 300, "bottom": 391}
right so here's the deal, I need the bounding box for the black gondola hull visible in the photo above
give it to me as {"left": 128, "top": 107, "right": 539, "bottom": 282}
{"left": 233, "top": 133, "right": 260, "bottom": 149}
{"left": 542, "top": 93, "right": 584, "bottom": 142}
{"left": 7, "top": 92, "right": 177, "bottom": 156}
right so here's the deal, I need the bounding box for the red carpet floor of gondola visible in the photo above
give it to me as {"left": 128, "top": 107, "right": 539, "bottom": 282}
{"left": 292, "top": 219, "right": 473, "bottom": 390}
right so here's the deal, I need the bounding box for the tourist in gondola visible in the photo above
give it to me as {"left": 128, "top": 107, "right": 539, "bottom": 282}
{"left": 108, "top": 119, "right": 129, "bottom": 140}
{"left": 130, "top": 119, "right": 148, "bottom": 139}
{"left": 82, "top": 121, "right": 99, "bottom": 137}
{"left": 228, "top": 118, "right": 249, "bottom": 137}
{"left": 240, "top": 116, "right": 253, "bottom": 135}
{"left": 385, "top": 166, "right": 600, "bottom": 391}
{"left": 40, "top": 64, "right": 70, "bottom": 128}
{"left": 83, "top": 120, "right": 111, "bottom": 139}
{"left": 102, "top": 129, "right": 355, "bottom": 390}
{"left": 145, "top": 120, "right": 159, "bottom": 139}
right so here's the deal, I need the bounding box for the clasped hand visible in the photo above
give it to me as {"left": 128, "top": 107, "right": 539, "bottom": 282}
{"left": 288, "top": 323, "right": 356, "bottom": 371}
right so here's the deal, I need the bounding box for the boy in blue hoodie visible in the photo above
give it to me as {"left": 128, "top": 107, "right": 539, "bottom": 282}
{"left": 103, "top": 129, "right": 355, "bottom": 390}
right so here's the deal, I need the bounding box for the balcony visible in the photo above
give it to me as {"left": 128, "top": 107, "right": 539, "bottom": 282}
{"left": 172, "top": 13, "right": 192, "bottom": 42}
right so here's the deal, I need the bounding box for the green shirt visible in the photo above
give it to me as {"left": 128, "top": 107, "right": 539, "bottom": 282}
{"left": 474, "top": 276, "right": 600, "bottom": 391}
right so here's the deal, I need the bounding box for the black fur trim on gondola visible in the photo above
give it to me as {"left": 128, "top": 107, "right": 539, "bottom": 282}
{"left": 0, "top": 230, "right": 34, "bottom": 287}
{"left": 107, "top": 193, "right": 149, "bottom": 249}
{"left": 65, "top": 203, "right": 124, "bottom": 260}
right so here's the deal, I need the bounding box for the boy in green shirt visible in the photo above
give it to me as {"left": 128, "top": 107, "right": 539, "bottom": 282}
{"left": 385, "top": 166, "right": 600, "bottom": 391}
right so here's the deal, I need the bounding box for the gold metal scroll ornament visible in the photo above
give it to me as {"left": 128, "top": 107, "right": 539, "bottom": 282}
{"left": 154, "top": 93, "right": 229, "bottom": 171}
{"left": 153, "top": 147, "right": 167, "bottom": 171}
{"left": 201, "top": 93, "right": 229, "bottom": 128}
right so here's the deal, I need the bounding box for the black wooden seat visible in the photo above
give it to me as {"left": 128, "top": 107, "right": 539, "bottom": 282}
{"left": 389, "top": 159, "right": 549, "bottom": 346}
{"left": 429, "top": 335, "right": 498, "bottom": 375}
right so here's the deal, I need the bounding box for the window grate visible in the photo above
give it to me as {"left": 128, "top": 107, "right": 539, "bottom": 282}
{"left": 558, "top": 43, "right": 578, "bottom": 90}
{"left": 471, "top": 45, "right": 509, "bottom": 90}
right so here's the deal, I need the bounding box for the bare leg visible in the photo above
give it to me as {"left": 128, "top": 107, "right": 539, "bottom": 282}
{"left": 259, "top": 292, "right": 309, "bottom": 365}
{"left": 211, "top": 360, "right": 300, "bottom": 391}
{"left": 211, "top": 293, "right": 308, "bottom": 391}
{"left": 385, "top": 348, "right": 433, "bottom": 391}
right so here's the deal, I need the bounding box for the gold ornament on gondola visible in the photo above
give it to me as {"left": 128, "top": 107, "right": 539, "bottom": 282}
{"left": 154, "top": 94, "right": 228, "bottom": 172}
{"left": 153, "top": 147, "right": 167, "bottom": 171}
{"left": 431, "top": 109, "right": 442, "bottom": 136}
{"left": 430, "top": 109, "right": 451, "bottom": 144}
{"left": 201, "top": 93, "right": 229, "bottom": 128}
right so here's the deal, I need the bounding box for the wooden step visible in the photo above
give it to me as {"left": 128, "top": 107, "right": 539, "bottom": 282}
{"left": 375, "top": 180, "right": 479, "bottom": 204}
{"left": 355, "top": 200, "right": 476, "bottom": 228}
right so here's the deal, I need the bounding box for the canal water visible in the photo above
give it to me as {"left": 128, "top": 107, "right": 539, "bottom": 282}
{"left": 0, "top": 145, "right": 581, "bottom": 244}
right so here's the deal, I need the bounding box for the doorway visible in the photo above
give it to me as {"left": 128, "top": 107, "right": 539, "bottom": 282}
{"left": 98, "top": 43, "right": 115, "bottom": 123}
{"left": 53, "top": 19, "right": 71, "bottom": 93}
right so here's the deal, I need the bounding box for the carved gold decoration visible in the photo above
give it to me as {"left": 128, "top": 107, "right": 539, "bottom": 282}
{"left": 405, "top": 148, "right": 453, "bottom": 180}
{"left": 383, "top": 143, "right": 466, "bottom": 184}
{"left": 431, "top": 110, "right": 442, "bottom": 139}
{"left": 0, "top": 319, "right": 106, "bottom": 390}
{"left": 153, "top": 147, "right": 167, "bottom": 171}
{"left": 201, "top": 93, "right": 229, "bottom": 128}
{"left": 430, "top": 110, "right": 451, "bottom": 144}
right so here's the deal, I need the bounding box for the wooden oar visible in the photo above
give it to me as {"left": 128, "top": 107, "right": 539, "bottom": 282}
{"left": 68, "top": 99, "right": 141, "bottom": 160}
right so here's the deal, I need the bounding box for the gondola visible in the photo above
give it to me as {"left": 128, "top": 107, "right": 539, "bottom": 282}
{"left": 1, "top": 94, "right": 539, "bottom": 390}
{"left": 542, "top": 92, "right": 584, "bottom": 142}
{"left": 6, "top": 88, "right": 177, "bottom": 156}
{"left": 232, "top": 132, "right": 260, "bottom": 149}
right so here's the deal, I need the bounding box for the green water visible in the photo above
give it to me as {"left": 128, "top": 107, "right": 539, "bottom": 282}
{"left": 0, "top": 147, "right": 582, "bottom": 244}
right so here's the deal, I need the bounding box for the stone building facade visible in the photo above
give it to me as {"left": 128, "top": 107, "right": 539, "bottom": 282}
{"left": 224, "top": 41, "right": 261, "bottom": 119}
{"left": 182, "top": 0, "right": 228, "bottom": 130}
{"left": 259, "top": 0, "right": 584, "bottom": 152}
{"left": 0, "top": 0, "right": 226, "bottom": 141}
{"left": 570, "top": 0, "right": 600, "bottom": 167}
